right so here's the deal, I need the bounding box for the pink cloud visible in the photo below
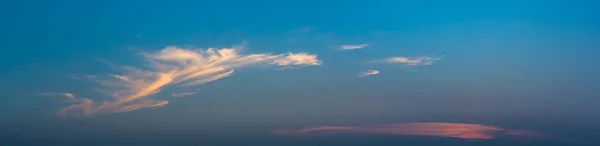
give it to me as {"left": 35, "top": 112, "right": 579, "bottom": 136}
{"left": 42, "top": 43, "right": 322, "bottom": 117}
{"left": 273, "top": 122, "right": 544, "bottom": 139}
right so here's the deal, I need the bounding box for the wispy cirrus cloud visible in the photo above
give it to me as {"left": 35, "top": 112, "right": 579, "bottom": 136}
{"left": 338, "top": 44, "right": 369, "bottom": 50}
{"left": 44, "top": 44, "right": 322, "bottom": 117}
{"left": 40, "top": 93, "right": 97, "bottom": 117}
{"left": 371, "top": 56, "right": 440, "bottom": 66}
{"left": 273, "top": 122, "right": 545, "bottom": 139}
{"left": 357, "top": 70, "right": 379, "bottom": 77}
{"left": 172, "top": 92, "right": 198, "bottom": 97}
{"left": 38, "top": 92, "right": 75, "bottom": 99}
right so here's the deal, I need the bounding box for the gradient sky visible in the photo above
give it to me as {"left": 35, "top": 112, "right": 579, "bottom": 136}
{"left": 1, "top": 0, "right": 600, "bottom": 145}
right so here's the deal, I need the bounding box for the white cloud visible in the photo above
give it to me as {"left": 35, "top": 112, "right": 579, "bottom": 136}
{"left": 357, "top": 70, "right": 379, "bottom": 77}
{"left": 270, "top": 52, "right": 323, "bottom": 66}
{"left": 38, "top": 92, "right": 75, "bottom": 99}
{"left": 172, "top": 92, "right": 198, "bottom": 97}
{"left": 338, "top": 44, "right": 369, "bottom": 50}
{"left": 373, "top": 56, "right": 440, "bottom": 66}
{"left": 48, "top": 44, "right": 322, "bottom": 117}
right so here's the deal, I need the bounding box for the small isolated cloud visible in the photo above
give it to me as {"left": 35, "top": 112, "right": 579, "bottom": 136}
{"left": 357, "top": 70, "right": 379, "bottom": 77}
{"left": 338, "top": 44, "right": 369, "bottom": 50}
{"left": 39, "top": 92, "right": 76, "bottom": 99}
{"left": 372, "top": 56, "right": 440, "bottom": 66}
{"left": 273, "top": 122, "right": 545, "bottom": 139}
{"left": 45, "top": 43, "right": 322, "bottom": 117}
{"left": 270, "top": 52, "right": 323, "bottom": 67}
{"left": 172, "top": 92, "right": 198, "bottom": 97}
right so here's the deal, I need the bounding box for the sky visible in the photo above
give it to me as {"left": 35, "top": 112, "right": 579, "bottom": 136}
{"left": 1, "top": 0, "right": 600, "bottom": 145}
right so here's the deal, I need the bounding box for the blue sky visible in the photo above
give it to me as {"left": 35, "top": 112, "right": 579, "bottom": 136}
{"left": 1, "top": 0, "right": 600, "bottom": 144}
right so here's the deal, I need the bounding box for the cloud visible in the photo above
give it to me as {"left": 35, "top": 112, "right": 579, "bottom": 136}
{"left": 357, "top": 70, "right": 379, "bottom": 77}
{"left": 39, "top": 93, "right": 96, "bottom": 117}
{"left": 270, "top": 52, "right": 323, "bottom": 67}
{"left": 273, "top": 122, "right": 545, "bottom": 139}
{"left": 38, "top": 92, "right": 75, "bottom": 99}
{"left": 338, "top": 44, "right": 369, "bottom": 50}
{"left": 372, "top": 56, "right": 440, "bottom": 66}
{"left": 46, "top": 44, "right": 321, "bottom": 117}
{"left": 172, "top": 92, "right": 198, "bottom": 97}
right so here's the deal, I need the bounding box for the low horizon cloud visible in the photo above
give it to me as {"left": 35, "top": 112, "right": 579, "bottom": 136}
{"left": 42, "top": 43, "right": 322, "bottom": 117}
{"left": 372, "top": 56, "right": 440, "bottom": 66}
{"left": 357, "top": 70, "right": 379, "bottom": 77}
{"left": 273, "top": 122, "right": 545, "bottom": 139}
{"left": 338, "top": 44, "right": 369, "bottom": 50}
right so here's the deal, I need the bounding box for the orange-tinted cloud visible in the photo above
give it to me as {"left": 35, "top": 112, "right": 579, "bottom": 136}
{"left": 43, "top": 43, "right": 322, "bottom": 117}
{"left": 273, "top": 122, "right": 544, "bottom": 139}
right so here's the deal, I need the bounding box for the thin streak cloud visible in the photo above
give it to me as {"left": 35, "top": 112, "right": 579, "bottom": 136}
{"left": 45, "top": 44, "right": 322, "bottom": 117}
{"left": 338, "top": 44, "right": 369, "bottom": 50}
{"left": 39, "top": 92, "right": 76, "bottom": 99}
{"left": 357, "top": 70, "right": 379, "bottom": 77}
{"left": 372, "top": 56, "right": 440, "bottom": 66}
{"left": 172, "top": 92, "right": 198, "bottom": 97}
{"left": 273, "top": 122, "right": 545, "bottom": 139}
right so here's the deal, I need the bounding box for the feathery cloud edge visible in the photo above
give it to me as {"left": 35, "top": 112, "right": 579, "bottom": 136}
{"left": 43, "top": 44, "right": 322, "bottom": 117}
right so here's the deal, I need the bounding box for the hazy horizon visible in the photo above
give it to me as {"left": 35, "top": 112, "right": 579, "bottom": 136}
{"left": 1, "top": 0, "right": 599, "bottom": 145}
